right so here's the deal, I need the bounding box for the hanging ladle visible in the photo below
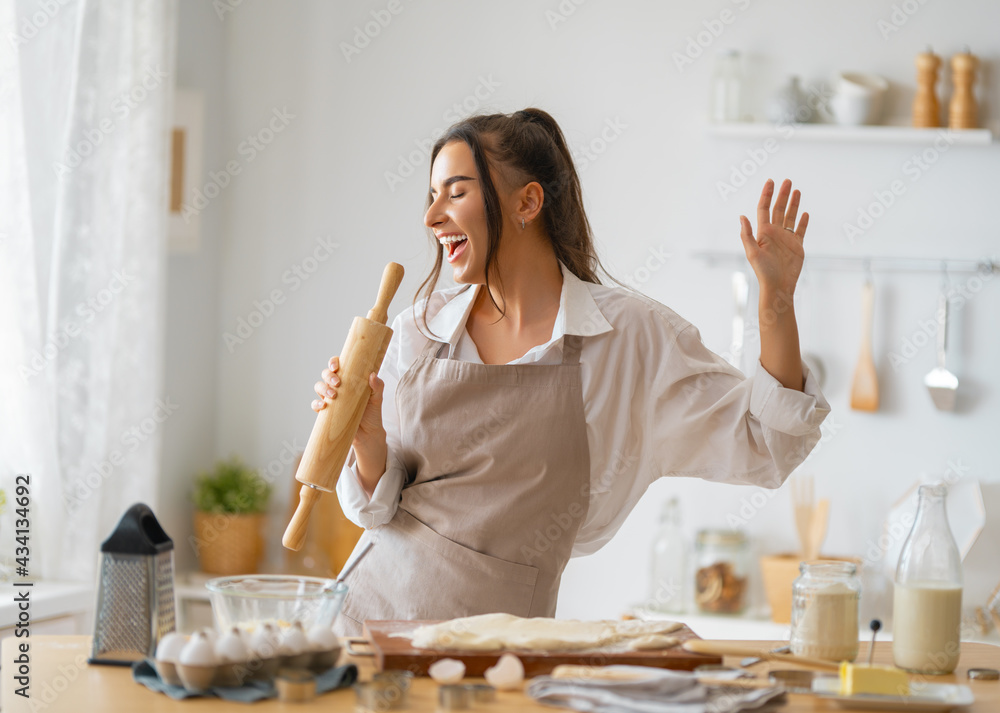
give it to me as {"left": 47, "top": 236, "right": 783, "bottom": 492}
{"left": 925, "top": 269, "right": 958, "bottom": 411}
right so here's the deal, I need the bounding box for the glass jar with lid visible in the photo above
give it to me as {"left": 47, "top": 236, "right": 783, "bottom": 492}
{"left": 694, "top": 529, "right": 749, "bottom": 614}
{"left": 790, "top": 561, "right": 861, "bottom": 661}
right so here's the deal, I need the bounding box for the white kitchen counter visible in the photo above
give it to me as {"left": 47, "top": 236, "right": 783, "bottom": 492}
{"left": 0, "top": 580, "right": 94, "bottom": 633}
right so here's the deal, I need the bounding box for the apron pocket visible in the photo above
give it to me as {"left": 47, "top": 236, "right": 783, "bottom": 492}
{"left": 341, "top": 509, "right": 539, "bottom": 624}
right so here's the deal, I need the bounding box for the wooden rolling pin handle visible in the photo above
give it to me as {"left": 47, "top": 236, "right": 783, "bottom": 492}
{"left": 282, "top": 485, "right": 323, "bottom": 551}
{"left": 682, "top": 640, "right": 839, "bottom": 671}
{"left": 366, "top": 262, "right": 405, "bottom": 326}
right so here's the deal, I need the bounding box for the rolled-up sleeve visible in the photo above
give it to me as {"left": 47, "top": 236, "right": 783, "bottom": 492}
{"left": 336, "top": 448, "right": 406, "bottom": 529}
{"left": 651, "top": 322, "right": 830, "bottom": 489}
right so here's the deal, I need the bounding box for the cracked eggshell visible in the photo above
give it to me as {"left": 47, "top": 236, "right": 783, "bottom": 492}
{"left": 484, "top": 653, "right": 524, "bottom": 690}
{"left": 428, "top": 658, "right": 466, "bottom": 684}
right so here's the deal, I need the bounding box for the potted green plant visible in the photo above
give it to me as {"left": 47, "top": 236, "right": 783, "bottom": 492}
{"left": 190, "top": 456, "right": 272, "bottom": 575}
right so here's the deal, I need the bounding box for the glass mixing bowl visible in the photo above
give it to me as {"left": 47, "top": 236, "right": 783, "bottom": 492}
{"left": 206, "top": 575, "right": 349, "bottom": 633}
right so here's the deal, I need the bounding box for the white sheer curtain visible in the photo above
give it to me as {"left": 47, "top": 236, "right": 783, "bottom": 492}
{"left": 0, "top": 0, "right": 176, "bottom": 581}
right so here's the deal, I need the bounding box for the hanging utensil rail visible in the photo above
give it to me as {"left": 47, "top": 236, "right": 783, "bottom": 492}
{"left": 693, "top": 251, "right": 999, "bottom": 275}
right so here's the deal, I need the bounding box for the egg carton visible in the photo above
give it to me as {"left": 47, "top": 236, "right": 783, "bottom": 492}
{"left": 153, "top": 626, "right": 341, "bottom": 692}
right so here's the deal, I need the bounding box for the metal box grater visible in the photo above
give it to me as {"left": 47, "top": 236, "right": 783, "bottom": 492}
{"left": 89, "top": 503, "right": 176, "bottom": 665}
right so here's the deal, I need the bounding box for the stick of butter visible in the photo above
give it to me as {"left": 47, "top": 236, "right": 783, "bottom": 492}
{"left": 839, "top": 661, "right": 910, "bottom": 696}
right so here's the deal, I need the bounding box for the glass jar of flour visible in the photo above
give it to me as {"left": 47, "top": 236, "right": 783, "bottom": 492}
{"left": 790, "top": 561, "right": 861, "bottom": 661}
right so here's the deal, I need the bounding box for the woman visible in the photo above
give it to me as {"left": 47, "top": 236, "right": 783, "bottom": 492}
{"left": 314, "top": 108, "right": 829, "bottom": 636}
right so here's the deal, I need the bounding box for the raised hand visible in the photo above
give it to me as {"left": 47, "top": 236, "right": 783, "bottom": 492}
{"left": 738, "top": 178, "right": 808, "bottom": 298}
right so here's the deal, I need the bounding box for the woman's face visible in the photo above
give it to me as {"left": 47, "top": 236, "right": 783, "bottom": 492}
{"left": 424, "top": 140, "right": 492, "bottom": 285}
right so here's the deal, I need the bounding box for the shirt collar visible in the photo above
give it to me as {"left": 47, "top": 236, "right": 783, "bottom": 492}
{"left": 426, "top": 262, "right": 614, "bottom": 346}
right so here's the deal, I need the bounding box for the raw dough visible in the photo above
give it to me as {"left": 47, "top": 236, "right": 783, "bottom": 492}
{"left": 402, "top": 613, "right": 683, "bottom": 652}
{"left": 625, "top": 634, "right": 681, "bottom": 651}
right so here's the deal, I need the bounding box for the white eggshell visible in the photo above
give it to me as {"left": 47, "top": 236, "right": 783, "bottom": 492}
{"left": 250, "top": 623, "right": 280, "bottom": 658}
{"left": 155, "top": 632, "right": 187, "bottom": 663}
{"left": 279, "top": 621, "right": 309, "bottom": 656}
{"left": 178, "top": 631, "right": 217, "bottom": 666}
{"left": 307, "top": 624, "right": 338, "bottom": 652}
{"left": 428, "top": 658, "right": 466, "bottom": 684}
{"left": 484, "top": 653, "right": 524, "bottom": 690}
{"left": 215, "top": 626, "right": 250, "bottom": 662}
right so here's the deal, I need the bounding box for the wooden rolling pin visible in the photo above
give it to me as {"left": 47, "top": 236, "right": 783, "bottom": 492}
{"left": 682, "top": 640, "right": 840, "bottom": 671}
{"left": 282, "top": 262, "right": 404, "bottom": 551}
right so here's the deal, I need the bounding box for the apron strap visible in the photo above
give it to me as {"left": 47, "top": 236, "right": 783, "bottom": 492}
{"left": 423, "top": 334, "right": 583, "bottom": 363}
{"left": 420, "top": 339, "right": 450, "bottom": 360}
{"left": 561, "top": 334, "right": 583, "bottom": 365}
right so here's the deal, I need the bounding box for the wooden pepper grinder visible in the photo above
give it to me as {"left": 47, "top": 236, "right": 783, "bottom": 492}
{"left": 912, "top": 47, "right": 941, "bottom": 128}
{"left": 949, "top": 48, "right": 979, "bottom": 129}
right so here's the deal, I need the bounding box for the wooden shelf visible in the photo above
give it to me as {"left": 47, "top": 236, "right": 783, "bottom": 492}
{"left": 707, "top": 122, "right": 995, "bottom": 145}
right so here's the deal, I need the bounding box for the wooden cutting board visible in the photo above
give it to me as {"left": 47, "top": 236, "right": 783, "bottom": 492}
{"left": 361, "top": 620, "right": 723, "bottom": 677}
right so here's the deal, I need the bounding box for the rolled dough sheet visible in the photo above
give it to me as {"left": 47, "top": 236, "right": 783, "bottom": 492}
{"left": 399, "top": 613, "right": 684, "bottom": 652}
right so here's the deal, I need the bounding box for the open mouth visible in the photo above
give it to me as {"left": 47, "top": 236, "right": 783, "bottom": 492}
{"left": 439, "top": 234, "right": 469, "bottom": 263}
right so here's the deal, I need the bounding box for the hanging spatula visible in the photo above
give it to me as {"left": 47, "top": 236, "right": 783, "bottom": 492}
{"left": 850, "top": 280, "right": 879, "bottom": 411}
{"left": 924, "top": 287, "right": 958, "bottom": 410}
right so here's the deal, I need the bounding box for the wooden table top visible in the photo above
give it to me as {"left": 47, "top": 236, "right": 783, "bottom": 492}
{"left": 3, "top": 636, "right": 999, "bottom": 712}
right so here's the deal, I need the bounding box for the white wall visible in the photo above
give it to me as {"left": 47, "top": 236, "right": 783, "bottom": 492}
{"left": 169, "top": 0, "right": 1000, "bottom": 622}
{"left": 159, "top": 0, "right": 228, "bottom": 574}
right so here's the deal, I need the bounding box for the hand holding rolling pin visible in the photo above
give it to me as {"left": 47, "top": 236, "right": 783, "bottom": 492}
{"left": 312, "top": 359, "right": 387, "bottom": 497}
{"left": 282, "top": 262, "right": 404, "bottom": 551}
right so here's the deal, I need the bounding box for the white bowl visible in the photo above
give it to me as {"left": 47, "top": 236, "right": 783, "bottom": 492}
{"left": 830, "top": 71, "right": 888, "bottom": 125}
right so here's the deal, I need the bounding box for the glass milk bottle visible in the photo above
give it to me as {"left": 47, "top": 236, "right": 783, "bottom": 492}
{"left": 893, "top": 484, "right": 963, "bottom": 673}
{"left": 649, "top": 497, "right": 687, "bottom": 614}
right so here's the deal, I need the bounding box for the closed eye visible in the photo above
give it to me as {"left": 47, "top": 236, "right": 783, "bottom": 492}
{"left": 450, "top": 192, "right": 465, "bottom": 200}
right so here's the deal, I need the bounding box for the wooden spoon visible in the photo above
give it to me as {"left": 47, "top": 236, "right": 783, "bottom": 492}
{"left": 850, "top": 280, "right": 879, "bottom": 411}
{"left": 805, "top": 498, "right": 829, "bottom": 561}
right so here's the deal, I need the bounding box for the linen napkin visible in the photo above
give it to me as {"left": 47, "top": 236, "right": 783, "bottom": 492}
{"left": 526, "top": 666, "right": 785, "bottom": 713}
{"left": 132, "top": 659, "right": 358, "bottom": 702}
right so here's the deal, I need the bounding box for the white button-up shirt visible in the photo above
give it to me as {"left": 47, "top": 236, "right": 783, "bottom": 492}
{"left": 337, "top": 262, "right": 831, "bottom": 556}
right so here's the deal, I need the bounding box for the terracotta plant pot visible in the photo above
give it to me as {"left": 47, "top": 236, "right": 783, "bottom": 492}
{"left": 759, "top": 553, "right": 861, "bottom": 624}
{"left": 192, "top": 511, "right": 265, "bottom": 575}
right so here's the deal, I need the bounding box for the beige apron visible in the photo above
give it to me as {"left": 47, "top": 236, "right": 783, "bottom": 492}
{"left": 335, "top": 334, "right": 591, "bottom": 636}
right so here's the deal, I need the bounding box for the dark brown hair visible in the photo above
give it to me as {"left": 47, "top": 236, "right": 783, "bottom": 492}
{"left": 416, "top": 107, "right": 617, "bottom": 335}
